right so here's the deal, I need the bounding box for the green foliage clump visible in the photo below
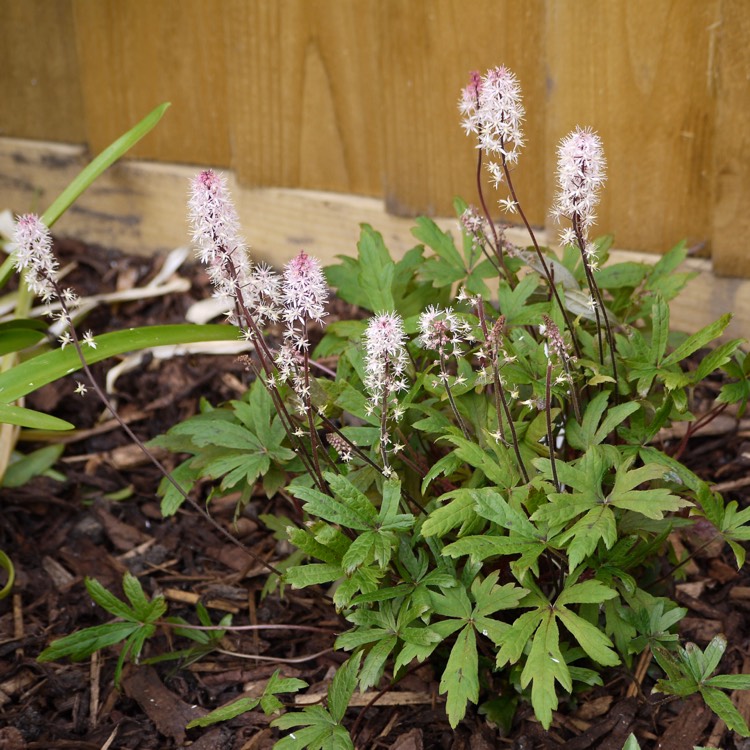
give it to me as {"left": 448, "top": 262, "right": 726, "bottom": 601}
{"left": 27, "top": 68, "right": 750, "bottom": 747}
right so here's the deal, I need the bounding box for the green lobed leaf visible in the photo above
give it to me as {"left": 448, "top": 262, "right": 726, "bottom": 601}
{"left": 328, "top": 651, "right": 363, "bottom": 724}
{"left": 187, "top": 696, "right": 261, "bottom": 728}
{"left": 291, "top": 485, "right": 375, "bottom": 531}
{"left": 421, "top": 491, "right": 477, "bottom": 538}
{"left": 411, "top": 216, "right": 465, "bottom": 270}
{"left": 359, "top": 635, "right": 397, "bottom": 692}
{"left": 705, "top": 674, "right": 750, "bottom": 691}
{"left": 556, "top": 580, "right": 618, "bottom": 606}
{"left": 38, "top": 621, "right": 140, "bottom": 662}
{"left": 440, "top": 626, "right": 479, "bottom": 727}
{"left": 520, "top": 613, "right": 567, "bottom": 729}
{"left": 356, "top": 225, "right": 395, "bottom": 311}
{"left": 85, "top": 577, "right": 138, "bottom": 620}
{"left": 121, "top": 572, "right": 153, "bottom": 617}
{"left": 700, "top": 685, "right": 750, "bottom": 736}
{"left": 556, "top": 607, "right": 620, "bottom": 666}
{"left": 285, "top": 563, "right": 342, "bottom": 589}
{"left": 662, "top": 314, "right": 732, "bottom": 368}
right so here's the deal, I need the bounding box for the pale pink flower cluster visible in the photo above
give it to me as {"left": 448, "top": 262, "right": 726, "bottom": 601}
{"left": 363, "top": 313, "right": 409, "bottom": 414}
{"left": 418, "top": 306, "right": 472, "bottom": 358}
{"left": 275, "top": 251, "right": 329, "bottom": 397}
{"left": 281, "top": 251, "right": 328, "bottom": 328}
{"left": 460, "top": 206, "right": 488, "bottom": 249}
{"left": 12, "top": 214, "right": 59, "bottom": 302}
{"left": 460, "top": 66, "right": 525, "bottom": 192}
{"left": 12, "top": 214, "right": 94, "bottom": 350}
{"left": 188, "top": 170, "right": 253, "bottom": 314}
{"left": 188, "top": 172, "right": 331, "bottom": 406}
{"left": 551, "top": 127, "right": 607, "bottom": 254}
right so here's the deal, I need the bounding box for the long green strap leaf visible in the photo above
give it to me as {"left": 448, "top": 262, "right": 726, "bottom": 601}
{"left": 0, "top": 403, "right": 74, "bottom": 431}
{"left": 41, "top": 102, "right": 171, "bottom": 229}
{"left": 0, "top": 324, "right": 240, "bottom": 403}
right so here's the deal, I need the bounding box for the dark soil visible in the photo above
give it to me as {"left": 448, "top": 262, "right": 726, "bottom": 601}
{"left": 1, "top": 237, "right": 749, "bottom": 750}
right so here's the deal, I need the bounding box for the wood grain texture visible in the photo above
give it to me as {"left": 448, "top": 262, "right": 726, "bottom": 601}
{"left": 712, "top": 0, "right": 750, "bottom": 278}
{"left": 225, "top": 0, "right": 383, "bottom": 196}
{"left": 0, "top": 0, "right": 84, "bottom": 142}
{"left": 4, "top": 1, "right": 750, "bottom": 276}
{"left": 72, "top": 0, "right": 230, "bottom": 165}
{"left": 379, "top": 0, "right": 547, "bottom": 222}
{"left": 544, "top": 0, "right": 720, "bottom": 254}
{"left": 4, "top": 138, "right": 748, "bottom": 342}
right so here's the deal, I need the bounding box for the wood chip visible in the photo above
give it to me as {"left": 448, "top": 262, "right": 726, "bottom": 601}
{"left": 574, "top": 694, "right": 614, "bottom": 721}
{"left": 122, "top": 665, "right": 205, "bottom": 744}
{"left": 163, "top": 587, "right": 240, "bottom": 613}
{"left": 656, "top": 693, "right": 712, "bottom": 750}
{"left": 295, "top": 690, "right": 442, "bottom": 707}
{"left": 41, "top": 556, "right": 76, "bottom": 591}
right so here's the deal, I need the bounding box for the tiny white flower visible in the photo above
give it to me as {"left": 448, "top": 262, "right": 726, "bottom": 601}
{"left": 74, "top": 381, "right": 87, "bottom": 396}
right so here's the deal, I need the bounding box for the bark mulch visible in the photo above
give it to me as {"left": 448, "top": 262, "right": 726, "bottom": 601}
{"left": 1, "top": 238, "right": 749, "bottom": 749}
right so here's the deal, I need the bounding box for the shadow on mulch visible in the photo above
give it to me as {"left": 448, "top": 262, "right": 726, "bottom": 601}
{"left": 1, "top": 237, "right": 749, "bottom": 749}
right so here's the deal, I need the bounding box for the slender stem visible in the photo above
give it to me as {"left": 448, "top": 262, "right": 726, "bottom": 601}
{"left": 439, "top": 355, "right": 470, "bottom": 439}
{"left": 302, "top": 341, "right": 326, "bottom": 489}
{"left": 158, "top": 621, "right": 336, "bottom": 634}
{"left": 225, "top": 254, "right": 328, "bottom": 493}
{"left": 572, "top": 216, "right": 618, "bottom": 390}
{"left": 672, "top": 402, "right": 729, "bottom": 461}
{"left": 502, "top": 159, "right": 582, "bottom": 360}
{"left": 475, "top": 149, "right": 510, "bottom": 282}
{"left": 546, "top": 361, "right": 561, "bottom": 492}
{"left": 476, "top": 303, "right": 529, "bottom": 483}
{"left": 320, "top": 415, "right": 427, "bottom": 515}
{"left": 49, "top": 279, "right": 281, "bottom": 577}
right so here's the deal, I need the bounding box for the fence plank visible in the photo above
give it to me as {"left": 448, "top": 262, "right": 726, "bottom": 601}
{"left": 544, "top": 0, "right": 720, "bottom": 254}
{"left": 72, "top": 0, "right": 230, "bottom": 166}
{"left": 0, "top": 0, "right": 84, "bottom": 142}
{"left": 712, "top": 0, "right": 750, "bottom": 278}
{"left": 379, "top": 0, "right": 547, "bottom": 223}
{"left": 225, "top": 0, "right": 383, "bottom": 196}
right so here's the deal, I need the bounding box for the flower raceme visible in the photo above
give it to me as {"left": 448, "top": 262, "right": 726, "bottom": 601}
{"left": 12, "top": 214, "right": 60, "bottom": 303}
{"left": 552, "top": 126, "right": 607, "bottom": 253}
{"left": 363, "top": 312, "right": 409, "bottom": 412}
{"left": 188, "top": 170, "right": 254, "bottom": 318}
{"left": 460, "top": 65, "right": 525, "bottom": 203}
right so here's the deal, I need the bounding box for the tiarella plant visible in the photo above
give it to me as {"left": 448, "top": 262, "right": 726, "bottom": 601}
{"left": 26, "top": 66, "right": 750, "bottom": 745}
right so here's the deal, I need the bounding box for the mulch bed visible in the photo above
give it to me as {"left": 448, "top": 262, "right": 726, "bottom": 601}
{"left": 1, "top": 237, "right": 749, "bottom": 749}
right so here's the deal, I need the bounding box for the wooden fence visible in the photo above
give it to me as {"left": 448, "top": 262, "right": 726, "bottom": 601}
{"left": 2, "top": 0, "right": 749, "bottom": 277}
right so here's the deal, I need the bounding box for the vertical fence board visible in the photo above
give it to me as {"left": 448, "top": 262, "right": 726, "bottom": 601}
{"left": 0, "top": 0, "right": 84, "bottom": 142}
{"left": 379, "top": 0, "right": 547, "bottom": 223}
{"left": 225, "top": 0, "right": 383, "bottom": 196}
{"left": 712, "top": 0, "right": 750, "bottom": 278}
{"left": 544, "top": 0, "right": 719, "bottom": 254}
{"left": 72, "top": 0, "right": 230, "bottom": 165}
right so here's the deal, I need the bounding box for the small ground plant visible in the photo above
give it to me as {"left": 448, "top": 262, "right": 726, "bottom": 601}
{"left": 10, "top": 66, "right": 750, "bottom": 745}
